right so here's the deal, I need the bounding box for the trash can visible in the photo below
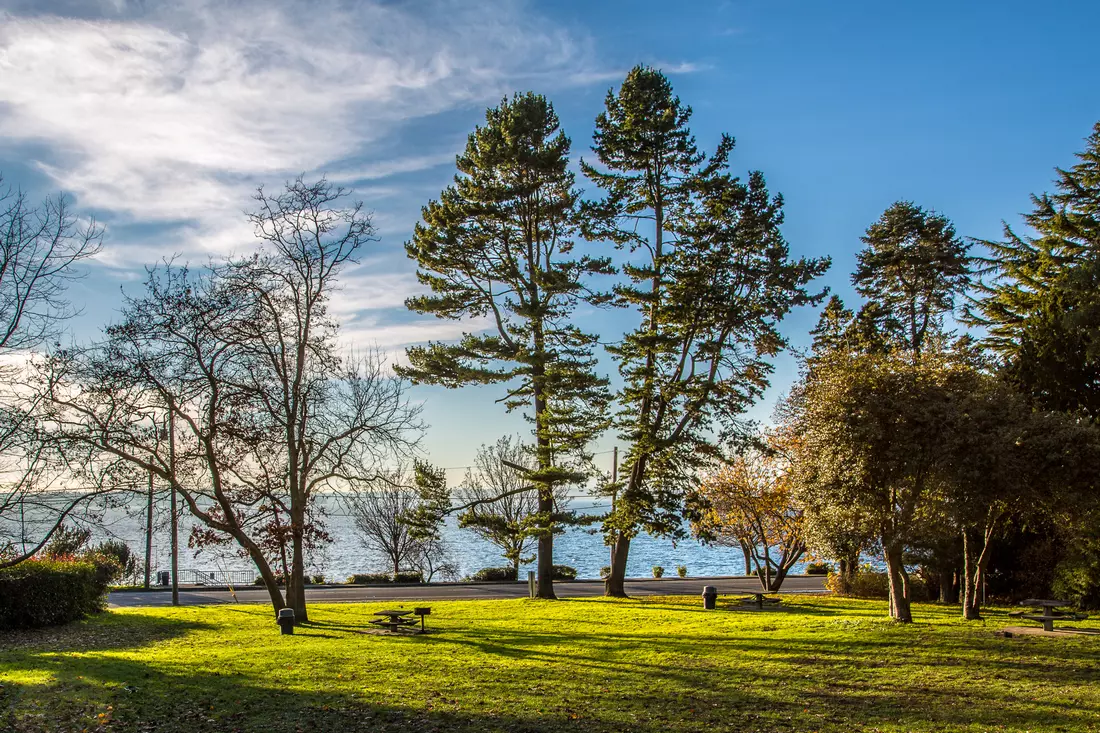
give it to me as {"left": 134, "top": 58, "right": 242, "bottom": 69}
{"left": 157, "top": 571, "right": 170, "bottom": 586}
{"left": 277, "top": 608, "right": 295, "bottom": 635}
{"left": 702, "top": 585, "right": 718, "bottom": 610}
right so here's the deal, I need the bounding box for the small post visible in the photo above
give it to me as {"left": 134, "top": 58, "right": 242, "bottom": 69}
{"left": 527, "top": 570, "right": 536, "bottom": 599}
{"left": 277, "top": 608, "right": 295, "bottom": 635}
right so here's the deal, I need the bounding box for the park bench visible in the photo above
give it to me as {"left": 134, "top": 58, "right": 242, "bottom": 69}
{"left": 1008, "top": 599, "right": 1088, "bottom": 632}
{"left": 369, "top": 607, "right": 431, "bottom": 633}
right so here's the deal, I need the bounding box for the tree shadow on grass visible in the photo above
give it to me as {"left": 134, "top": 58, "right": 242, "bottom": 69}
{"left": 3, "top": 634, "right": 1097, "bottom": 733}
{"left": 0, "top": 611, "right": 212, "bottom": 654}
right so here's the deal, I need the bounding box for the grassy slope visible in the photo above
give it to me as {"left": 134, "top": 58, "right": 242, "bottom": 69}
{"left": 1, "top": 595, "right": 1098, "bottom": 732}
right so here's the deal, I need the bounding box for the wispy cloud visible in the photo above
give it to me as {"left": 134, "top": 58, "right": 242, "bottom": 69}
{"left": 0, "top": 0, "right": 605, "bottom": 260}
{"left": 0, "top": 0, "right": 621, "bottom": 349}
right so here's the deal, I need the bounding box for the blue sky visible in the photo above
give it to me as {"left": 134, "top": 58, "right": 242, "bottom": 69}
{"left": 1, "top": 0, "right": 1098, "bottom": 478}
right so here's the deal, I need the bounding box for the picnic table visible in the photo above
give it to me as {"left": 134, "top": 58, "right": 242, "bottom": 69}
{"left": 738, "top": 592, "right": 782, "bottom": 610}
{"left": 369, "top": 608, "right": 431, "bottom": 633}
{"left": 1009, "top": 599, "right": 1088, "bottom": 632}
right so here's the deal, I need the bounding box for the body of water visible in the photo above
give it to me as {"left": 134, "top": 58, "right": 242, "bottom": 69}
{"left": 33, "top": 493, "right": 811, "bottom": 582}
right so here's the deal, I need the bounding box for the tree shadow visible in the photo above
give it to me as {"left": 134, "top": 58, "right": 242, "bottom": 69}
{"left": 0, "top": 611, "right": 212, "bottom": 654}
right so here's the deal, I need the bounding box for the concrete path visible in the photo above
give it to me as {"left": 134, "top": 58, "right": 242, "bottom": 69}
{"left": 109, "top": 575, "right": 827, "bottom": 608}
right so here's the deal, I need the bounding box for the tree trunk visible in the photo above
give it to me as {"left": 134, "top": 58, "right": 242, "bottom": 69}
{"left": 248, "top": 547, "right": 287, "bottom": 618}
{"left": 770, "top": 565, "right": 789, "bottom": 592}
{"left": 285, "top": 507, "right": 308, "bottom": 622}
{"left": 535, "top": 487, "right": 556, "bottom": 599}
{"left": 884, "top": 544, "right": 912, "bottom": 623}
{"left": 741, "top": 541, "right": 753, "bottom": 576}
{"left": 939, "top": 568, "right": 956, "bottom": 605}
{"left": 961, "top": 529, "right": 980, "bottom": 619}
{"left": 605, "top": 533, "right": 630, "bottom": 598}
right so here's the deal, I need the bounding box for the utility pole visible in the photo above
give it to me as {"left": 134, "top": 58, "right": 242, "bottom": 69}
{"left": 169, "top": 410, "right": 179, "bottom": 606}
{"left": 144, "top": 468, "right": 153, "bottom": 590}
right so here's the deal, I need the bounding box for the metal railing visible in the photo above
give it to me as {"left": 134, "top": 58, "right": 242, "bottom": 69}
{"left": 175, "top": 568, "right": 255, "bottom": 587}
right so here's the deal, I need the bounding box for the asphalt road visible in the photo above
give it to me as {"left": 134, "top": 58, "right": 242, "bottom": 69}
{"left": 109, "top": 575, "right": 827, "bottom": 607}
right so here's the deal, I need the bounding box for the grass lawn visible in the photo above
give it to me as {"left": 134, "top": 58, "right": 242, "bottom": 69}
{"left": 1, "top": 595, "right": 1098, "bottom": 732}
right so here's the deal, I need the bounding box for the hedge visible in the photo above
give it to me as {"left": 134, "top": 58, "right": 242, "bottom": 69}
{"left": 345, "top": 571, "right": 424, "bottom": 585}
{"left": 0, "top": 559, "right": 109, "bottom": 630}
{"left": 467, "top": 566, "right": 517, "bottom": 582}
{"left": 553, "top": 565, "right": 578, "bottom": 581}
{"left": 825, "top": 569, "right": 929, "bottom": 601}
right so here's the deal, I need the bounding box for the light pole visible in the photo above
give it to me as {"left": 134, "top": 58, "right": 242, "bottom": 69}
{"left": 168, "top": 411, "right": 178, "bottom": 606}
{"left": 144, "top": 468, "right": 153, "bottom": 590}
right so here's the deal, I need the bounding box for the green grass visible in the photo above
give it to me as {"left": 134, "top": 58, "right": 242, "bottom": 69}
{"left": 2, "top": 595, "right": 1098, "bottom": 732}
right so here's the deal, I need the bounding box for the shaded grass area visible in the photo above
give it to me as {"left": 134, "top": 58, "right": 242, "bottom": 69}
{"left": 2, "top": 595, "right": 1099, "bottom": 732}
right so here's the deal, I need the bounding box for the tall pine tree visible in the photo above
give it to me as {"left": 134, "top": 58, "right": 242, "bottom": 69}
{"left": 400, "top": 93, "right": 612, "bottom": 599}
{"left": 582, "top": 66, "right": 829, "bottom": 596}
{"left": 971, "top": 121, "right": 1100, "bottom": 420}
{"left": 853, "top": 201, "right": 970, "bottom": 356}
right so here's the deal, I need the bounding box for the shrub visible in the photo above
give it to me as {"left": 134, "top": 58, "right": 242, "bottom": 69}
{"left": 552, "top": 565, "right": 577, "bottom": 581}
{"left": 676, "top": 565, "right": 688, "bottom": 578}
{"left": 1052, "top": 554, "right": 1100, "bottom": 610}
{"left": 467, "top": 566, "right": 517, "bottom": 582}
{"left": 652, "top": 566, "right": 664, "bottom": 578}
{"left": 310, "top": 574, "right": 326, "bottom": 585}
{"left": 92, "top": 540, "right": 140, "bottom": 584}
{"left": 43, "top": 525, "right": 92, "bottom": 557}
{"left": 253, "top": 572, "right": 288, "bottom": 586}
{"left": 0, "top": 559, "right": 108, "bottom": 629}
{"left": 826, "top": 568, "right": 928, "bottom": 600}
{"left": 805, "top": 561, "right": 833, "bottom": 576}
{"left": 394, "top": 571, "right": 424, "bottom": 584}
{"left": 599, "top": 566, "right": 611, "bottom": 579}
{"left": 346, "top": 573, "right": 393, "bottom": 585}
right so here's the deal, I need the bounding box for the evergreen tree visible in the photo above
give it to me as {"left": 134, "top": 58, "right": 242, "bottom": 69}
{"left": 809, "top": 295, "right": 854, "bottom": 354}
{"left": 971, "top": 121, "right": 1100, "bottom": 420}
{"left": 854, "top": 201, "right": 971, "bottom": 355}
{"left": 582, "top": 66, "right": 829, "bottom": 596}
{"left": 400, "top": 93, "right": 612, "bottom": 599}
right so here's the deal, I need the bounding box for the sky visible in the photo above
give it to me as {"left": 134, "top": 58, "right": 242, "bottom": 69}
{"left": 1, "top": 0, "right": 1099, "bottom": 479}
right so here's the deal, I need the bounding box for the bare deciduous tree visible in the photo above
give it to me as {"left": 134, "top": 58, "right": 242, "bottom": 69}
{"left": 456, "top": 435, "right": 569, "bottom": 576}
{"left": 0, "top": 175, "right": 103, "bottom": 567}
{"left": 33, "top": 178, "right": 421, "bottom": 617}
{"left": 0, "top": 175, "right": 102, "bottom": 351}
{"left": 348, "top": 463, "right": 451, "bottom": 578}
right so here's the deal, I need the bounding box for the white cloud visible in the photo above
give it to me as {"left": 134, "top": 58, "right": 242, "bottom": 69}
{"left": 326, "top": 152, "right": 459, "bottom": 186}
{"left": 341, "top": 315, "right": 492, "bottom": 351}
{"left": 0, "top": 0, "right": 604, "bottom": 260}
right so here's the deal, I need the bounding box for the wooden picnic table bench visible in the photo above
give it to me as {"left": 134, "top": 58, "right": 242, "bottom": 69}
{"left": 738, "top": 592, "right": 783, "bottom": 610}
{"left": 1008, "top": 599, "right": 1088, "bottom": 632}
{"left": 369, "top": 608, "right": 431, "bottom": 633}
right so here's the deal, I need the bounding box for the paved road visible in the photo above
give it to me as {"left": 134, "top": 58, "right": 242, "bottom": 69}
{"left": 109, "top": 575, "right": 827, "bottom": 607}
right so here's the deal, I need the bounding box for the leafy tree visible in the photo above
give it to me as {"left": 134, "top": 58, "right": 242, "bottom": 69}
{"left": 400, "top": 93, "right": 612, "bottom": 599}
{"left": 793, "top": 348, "right": 971, "bottom": 622}
{"left": 456, "top": 435, "right": 569, "bottom": 576}
{"left": 970, "top": 121, "right": 1100, "bottom": 420}
{"left": 691, "top": 431, "right": 806, "bottom": 591}
{"left": 582, "top": 66, "right": 829, "bottom": 597}
{"left": 35, "top": 180, "right": 420, "bottom": 618}
{"left": 853, "top": 201, "right": 970, "bottom": 356}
